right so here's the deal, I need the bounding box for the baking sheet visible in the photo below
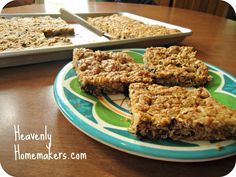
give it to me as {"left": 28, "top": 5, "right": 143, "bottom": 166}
{"left": 0, "top": 12, "right": 192, "bottom": 68}
{"left": 78, "top": 12, "right": 192, "bottom": 36}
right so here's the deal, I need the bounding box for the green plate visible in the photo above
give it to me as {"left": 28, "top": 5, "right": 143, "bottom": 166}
{"left": 53, "top": 49, "right": 236, "bottom": 162}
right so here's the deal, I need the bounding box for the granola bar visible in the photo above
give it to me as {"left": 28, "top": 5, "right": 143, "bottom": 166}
{"left": 87, "top": 14, "right": 180, "bottom": 40}
{"left": 0, "top": 16, "right": 74, "bottom": 52}
{"left": 10, "top": 16, "right": 75, "bottom": 37}
{"left": 73, "top": 48, "right": 153, "bottom": 95}
{"left": 143, "top": 46, "right": 212, "bottom": 87}
{"left": 129, "top": 83, "right": 236, "bottom": 140}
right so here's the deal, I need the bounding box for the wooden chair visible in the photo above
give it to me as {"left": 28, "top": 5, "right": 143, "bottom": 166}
{"left": 5, "top": 0, "right": 35, "bottom": 7}
{"left": 5, "top": 0, "right": 44, "bottom": 7}
{"left": 154, "top": 0, "right": 235, "bottom": 20}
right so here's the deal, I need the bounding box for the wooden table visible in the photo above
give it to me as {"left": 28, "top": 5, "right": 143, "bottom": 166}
{"left": 0, "top": 2, "right": 236, "bottom": 177}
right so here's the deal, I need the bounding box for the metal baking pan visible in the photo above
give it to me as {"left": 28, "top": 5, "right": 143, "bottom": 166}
{"left": 77, "top": 12, "right": 192, "bottom": 41}
{"left": 0, "top": 12, "right": 192, "bottom": 68}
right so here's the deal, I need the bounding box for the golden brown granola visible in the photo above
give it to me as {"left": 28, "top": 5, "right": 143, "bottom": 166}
{"left": 143, "top": 46, "right": 212, "bottom": 87}
{"left": 0, "top": 16, "right": 74, "bottom": 52}
{"left": 73, "top": 48, "right": 153, "bottom": 95}
{"left": 87, "top": 14, "right": 180, "bottom": 40}
{"left": 9, "top": 16, "right": 74, "bottom": 37}
{"left": 129, "top": 83, "right": 236, "bottom": 140}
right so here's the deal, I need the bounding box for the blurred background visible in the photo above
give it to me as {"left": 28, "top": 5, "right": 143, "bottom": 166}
{"left": 4, "top": 0, "right": 236, "bottom": 20}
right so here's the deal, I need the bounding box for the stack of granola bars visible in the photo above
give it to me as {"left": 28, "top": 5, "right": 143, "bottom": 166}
{"left": 73, "top": 46, "right": 236, "bottom": 141}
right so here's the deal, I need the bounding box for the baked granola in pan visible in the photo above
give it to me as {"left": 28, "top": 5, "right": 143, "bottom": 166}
{"left": 73, "top": 48, "right": 153, "bottom": 95}
{"left": 87, "top": 14, "right": 180, "bottom": 40}
{"left": 143, "top": 46, "right": 212, "bottom": 87}
{"left": 129, "top": 83, "right": 236, "bottom": 140}
{"left": 0, "top": 16, "right": 74, "bottom": 52}
{"left": 9, "top": 16, "right": 75, "bottom": 37}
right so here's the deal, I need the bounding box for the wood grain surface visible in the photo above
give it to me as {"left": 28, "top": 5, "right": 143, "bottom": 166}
{"left": 0, "top": 2, "right": 236, "bottom": 177}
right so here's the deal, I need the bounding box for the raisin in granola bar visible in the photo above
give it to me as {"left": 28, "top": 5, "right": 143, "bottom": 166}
{"left": 73, "top": 48, "right": 153, "bottom": 95}
{"left": 143, "top": 46, "right": 212, "bottom": 87}
{"left": 129, "top": 83, "right": 236, "bottom": 140}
